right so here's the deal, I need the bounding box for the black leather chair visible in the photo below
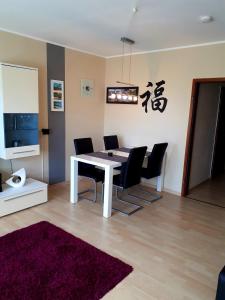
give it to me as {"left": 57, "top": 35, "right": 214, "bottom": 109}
{"left": 142, "top": 143, "right": 168, "bottom": 180}
{"left": 130, "top": 143, "right": 168, "bottom": 202}
{"left": 103, "top": 135, "right": 119, "bottom": 150}
{"left": 216, "top": 266, "right": 225, "bottom": 300}
{"left": 74, "top": 138, "right": 104, "bottom": 202}
{"left": 112, "top": 146, "right": 147, "bottom": 215}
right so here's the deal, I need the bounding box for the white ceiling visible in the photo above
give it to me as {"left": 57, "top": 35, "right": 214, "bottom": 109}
{"left": 0, "top": 0, "right": 225, "bottom": 57}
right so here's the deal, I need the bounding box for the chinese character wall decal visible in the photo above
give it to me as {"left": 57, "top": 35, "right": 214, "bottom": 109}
{"left": 140, "top": 80, "right": 168, "bottom": 114}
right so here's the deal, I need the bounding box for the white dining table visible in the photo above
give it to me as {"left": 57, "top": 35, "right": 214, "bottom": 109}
{"left": 70, "top": 149, "right": 166, "bottom": 218}
{"left": 70, "top": 154, "right": 121, "bottom": 218}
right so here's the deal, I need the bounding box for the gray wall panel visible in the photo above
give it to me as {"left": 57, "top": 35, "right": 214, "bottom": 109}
{"left": 47, "top": 44, "right": 65, "bottom": 184}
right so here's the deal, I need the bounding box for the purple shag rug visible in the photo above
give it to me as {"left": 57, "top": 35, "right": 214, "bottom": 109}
{"left": 0, "top": 221, "right": 133, "bottom": 300}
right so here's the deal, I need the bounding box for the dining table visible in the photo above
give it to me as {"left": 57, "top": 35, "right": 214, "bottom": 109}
{"left": 70, "top": 147, "right": 166, "bottom": 218}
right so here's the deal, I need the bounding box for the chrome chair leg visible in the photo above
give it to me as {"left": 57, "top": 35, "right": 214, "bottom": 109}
{"left": 115, "top": 186, "right": 120, "bottom": 199}
{"left": 112, "top": 186, "right": 143, "bottom": 215}
{"left": 128, "top": 185, "right": 161, "bottom": 203}
{"left": 78, "top": 177, "right": 97, "bottom": 202}
{"left": 101, "top": 183, "right": 104, "bottom": 203}
{"left": 100, "top": 184, "right": 142, "bottom": 215}
{"left": 93, "top": 180, "right": 97, "bottom": 202}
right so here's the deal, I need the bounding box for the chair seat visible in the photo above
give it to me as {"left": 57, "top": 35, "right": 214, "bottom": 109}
{"left": 115, "top": 166, "right": 121, "bottom": 171}
{"left": 79, "top": 167, "right": 104, "bottom": 182}
{"left": 141, "top": 167, "right": 152, "bottom": 179}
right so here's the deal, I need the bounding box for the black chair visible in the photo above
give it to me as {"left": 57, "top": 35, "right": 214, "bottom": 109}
{"left": 130, "top": 143, "right": 168, "bottom": 202}
{"left": 103, "top": 135, "right": 119, "bottom": 150}
{"left": 142, "top": 143, "right": 168, "bottom": 179}
{"left": 74, "top": 138, "right": 104, "bottom": 202}
{"left": 111, "top": 146, "right": 147, "bottom": 215}
{"left": 216, "top": 265, "right": 225, "bottom": 300}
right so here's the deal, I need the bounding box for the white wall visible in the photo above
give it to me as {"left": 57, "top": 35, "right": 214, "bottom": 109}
{"left": 189, "top": 83, "right": 221, "bottom": 189}
{"left": 65, "top": 49, "right": 105, "bottom": 180}
{"left": 1, "top": 30, "right": 225, "bottom": 193}
{"left": 0, "top": 31, "right": 106, "bottom": 184}
{"left": 104, "top": 44, "right": 225, "bottom": 194}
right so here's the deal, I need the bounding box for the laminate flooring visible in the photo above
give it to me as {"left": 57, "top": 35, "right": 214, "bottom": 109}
{"left": 0, "top": 180, "right": 224, "bottom": 300}
{"left": 188, "top": 173, "right": 225, "bottom": 208}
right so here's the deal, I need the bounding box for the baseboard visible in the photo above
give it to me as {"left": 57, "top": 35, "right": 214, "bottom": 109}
{"left": 140, "top": 180, "right": 181, "bottom": 196}
{"left": 163, "top": 187, "right": 181, "bottom": 196}
{"left": 65, "top": 178, "right": 181, "bottom": 196}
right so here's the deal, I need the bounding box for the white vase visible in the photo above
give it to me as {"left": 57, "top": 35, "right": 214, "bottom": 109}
{"left": 6, "top": 168, "right": 26, "bottom": 188}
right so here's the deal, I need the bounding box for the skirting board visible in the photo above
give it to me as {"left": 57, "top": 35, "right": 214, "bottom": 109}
{"left": 141, "top": 178, "right": 181, "bottom": 196}
{"left": 68, "top": 178, "right": 182, "bottom": 197}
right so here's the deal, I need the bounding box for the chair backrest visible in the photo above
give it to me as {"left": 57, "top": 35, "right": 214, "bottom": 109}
{"left": 145, "top": 143, "right": 168, "bottom": 179}
{"left": 74, "top": 138, "right": 94, "bottom": 172}
{"left": 103, "top": 135, "right": 119, "bottom": 150}
{"left": 120, "top": 146, "right": 147, "bottom": 189}
{"left": 74, "top": 138, "right": 94, "bottom": 155}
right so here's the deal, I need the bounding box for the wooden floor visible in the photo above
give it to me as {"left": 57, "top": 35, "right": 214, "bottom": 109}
{"left": 188, "top": 173, "right": 225, "bottom": 207}
{"left": 1, "top": 180, "right": 225, "bottom": 300}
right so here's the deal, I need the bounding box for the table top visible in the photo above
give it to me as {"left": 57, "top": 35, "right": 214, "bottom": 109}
{"left": 101, "top": 148, "right": 151, "bottom": 157}
{"left": 88, "top": 151, "right": 128, "bottom": 162}
{"left": 71, "top": 154, "right": 122, "bottom": 168}
{"left": 71, "top": 147, "right": 151, "bottom": 168}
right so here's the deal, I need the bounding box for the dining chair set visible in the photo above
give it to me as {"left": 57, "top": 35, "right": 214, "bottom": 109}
{"left": 73, "top": 135, "right": 168, "bottom": 215}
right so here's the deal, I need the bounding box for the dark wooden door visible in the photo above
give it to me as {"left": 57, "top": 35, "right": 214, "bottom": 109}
{"left": 211, "top": 87, "right": 225, "bottom": 177}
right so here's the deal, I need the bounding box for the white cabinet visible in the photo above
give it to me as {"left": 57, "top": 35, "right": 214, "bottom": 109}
{"left": 0, "top": 63, "right": 40, "bottom": 159}
{"left": 0, "top": 178, "right": 48, "bottom": 217}
{"left": 0, "top": 64, "right": 39, "bottom": 113}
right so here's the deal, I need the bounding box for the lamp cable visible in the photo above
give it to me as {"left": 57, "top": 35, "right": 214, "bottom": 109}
{"left": 129, "top": 43, "right": 133, "bottom": 84}
{"left": 121, "top": 40, "right": 125, "bottom": 82}
{"left": 9, "top": 159, "right": 13, "bottom": 175}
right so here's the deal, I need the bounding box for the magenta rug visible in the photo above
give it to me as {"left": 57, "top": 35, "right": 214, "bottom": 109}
{"left": 0, "top": 221, "right": 132, "bottom": 300}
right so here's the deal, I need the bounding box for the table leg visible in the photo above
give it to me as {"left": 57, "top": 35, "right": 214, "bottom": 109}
{"left": 157, "top": 153, "right": 166, "bottom": 192}
{"left": 103, "top": 165, "right": 113, "bottom": 218}
{"left": 70, "top": 158, "right": 78, "bottom": 204}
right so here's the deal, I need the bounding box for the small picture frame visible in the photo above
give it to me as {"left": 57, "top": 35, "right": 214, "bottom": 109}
{"left": 81, "top": 79, "right": 94, "bottom": 97}
{"left": 51, "top": 80, "right": 64, "bottom": 112}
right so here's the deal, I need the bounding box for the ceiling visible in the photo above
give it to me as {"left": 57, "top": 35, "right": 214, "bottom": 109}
{"left": 0, "top": 0, "right": 225, "bottom": 57}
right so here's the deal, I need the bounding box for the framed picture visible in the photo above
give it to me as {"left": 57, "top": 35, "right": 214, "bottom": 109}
{"left": 51, "top": 80, "right": 64, "bottom": 111}
{"left": 81, "top": 79, "right": 94, "bottom": 97}
{"left": 106, "top": 86, "right": 139, "bottom": 104}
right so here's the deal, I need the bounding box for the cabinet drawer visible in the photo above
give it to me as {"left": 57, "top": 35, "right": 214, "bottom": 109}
{"left": 0, "top": 188, "right": 47, "bottom": 217}
{"left": 1, "top": 145, "right": 40, "bottom": 159}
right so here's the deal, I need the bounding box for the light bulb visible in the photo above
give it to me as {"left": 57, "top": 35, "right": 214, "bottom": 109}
{"left": 110, "top": 93, "right": 116, "bottom": 99}
{"left": 199, "top": 15, "right": 213, "bottom": 23}
{"left": 128, "top": 95, "right": 133, "bottom": 101}
{"left": 122, "top": 95, "right": 128, "bottom": 100}
{"left": 117, "top": 94, "right": 122, "bottom": 99}
{"left": 133, "top": 96, "right": 138, "bottom": 101}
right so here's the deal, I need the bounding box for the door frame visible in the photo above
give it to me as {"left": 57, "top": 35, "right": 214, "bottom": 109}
{"left": 181, "top": 77, "right": 225, "bottom": 196}
{"left": 211, "top": 86, "right": 225, "bottom": 178}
